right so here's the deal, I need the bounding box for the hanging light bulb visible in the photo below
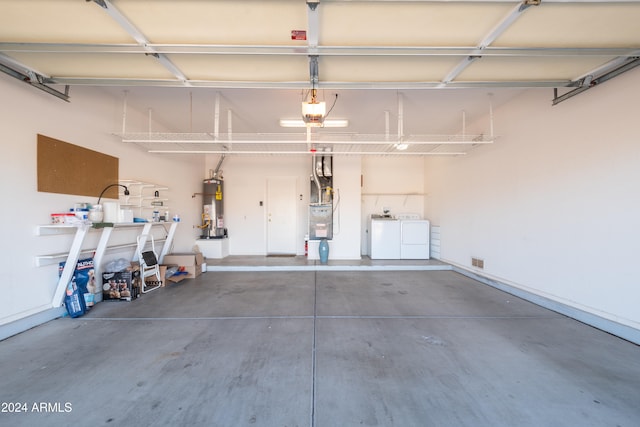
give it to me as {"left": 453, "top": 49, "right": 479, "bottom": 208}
{"left": 302, "top": 88, "right": 326, "bottom": 127}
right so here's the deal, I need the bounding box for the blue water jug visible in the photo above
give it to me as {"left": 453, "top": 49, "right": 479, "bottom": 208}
{"left": 319, "top": 239, "right": 329, "bottom": 264}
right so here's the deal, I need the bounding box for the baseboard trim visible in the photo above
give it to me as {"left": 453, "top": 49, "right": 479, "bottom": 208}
{"left": 0, "top": 307, "right": 67, "bottom": 341}
{"left": 450, "top": 263, "right": 640, "bottom": 346}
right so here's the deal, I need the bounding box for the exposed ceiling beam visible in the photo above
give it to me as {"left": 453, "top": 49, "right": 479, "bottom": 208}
{"left": 440, "top": 0, "right": 539, "bottom": 87}
{"left": 552, "top": 56, "right": 640, "bottom": 105}
{"left": 52, "top": 77, "right": 578, "bottom": 89}
{"left": 3, "top": 43, "right": 636, "bottom": 58}
{"left": 307, "top": 1, "right": 320, "bottom": 49}
{"left": 320, "top": 0, "right": 640, "bottom": 3}
{"left": 307, "top": 1, "right": 321, "bottom": 88}
{"left": 44, "top": 76, "right": 576, "bottom": 89}
{"left": 0, "top": 53, "right": 69, "bottom": 101}
{"left": 89, "top": 0, "right": 190, "bottom": 86}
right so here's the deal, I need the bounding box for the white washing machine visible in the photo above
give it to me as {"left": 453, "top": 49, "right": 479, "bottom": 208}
{"left": 369, "top": 216, "right": 401, "bottom": 259}
{"left": 398, "top": 214, "right": 430, "bottom": 259}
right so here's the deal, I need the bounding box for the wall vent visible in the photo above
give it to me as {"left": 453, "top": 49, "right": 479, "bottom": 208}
{"left": 471, "top": 257, "right": 484, "bottom": 269}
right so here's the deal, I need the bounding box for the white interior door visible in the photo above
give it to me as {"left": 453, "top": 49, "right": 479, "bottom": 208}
{"left": 267, "top": 176, "right": 297, "bottom": 254}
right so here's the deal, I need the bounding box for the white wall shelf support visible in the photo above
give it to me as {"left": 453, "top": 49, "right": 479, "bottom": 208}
{"left": 51, "top": 225, "right": 90, "bottom": 308}
{"left": 92, "top": 226, "right": 114, "bottom": 303}
{"left": 160, "top": 222, "right": 178, "bottom": 264}
{"left": 132, "top": 223, "right": 153, "bottom": 263}
{"left": 40, "top": 222, "right": 178, "bottom": 308}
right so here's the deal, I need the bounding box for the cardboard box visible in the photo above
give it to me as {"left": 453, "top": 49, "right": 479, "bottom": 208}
{"left": 159, "top": 265, "right": 167, "bottom": 286}
{"left": 166, "top": 271, "right": 187, "bottom": 283}
{"left": 163, "top": 252, "right": 204, "bottom": 279}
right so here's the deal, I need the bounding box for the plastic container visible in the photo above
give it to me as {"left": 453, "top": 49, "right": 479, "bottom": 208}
{"left": 103, "top": 202, "right": 119, "bottom": 223}
{"left": 51, "top": 213, "right": 75, "bottom": 224}
{"left": 88, "top": 205, "right": 103, "bottom": 222}
{"left": 74, "top": 209, "right": 89, "bottom": 220}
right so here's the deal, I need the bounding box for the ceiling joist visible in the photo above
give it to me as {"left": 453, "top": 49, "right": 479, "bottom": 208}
{"left": 90, "top": 0, "right": 190, "bottom": 85}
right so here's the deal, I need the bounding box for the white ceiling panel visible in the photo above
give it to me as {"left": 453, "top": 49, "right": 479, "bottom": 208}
{"left": 8, "top": 52, "right": 175, "bottom": 80}
{"left": 1, "top": 0, "right": 639, "bottom": 155}
{"left": 0, "top": 0, "right": 134, "bottom": 43}
{"left": 169, "top": 54, "right": 309, "bottom": 82}
{"left": 115, "top": 0, "right": 307, "bottom": 45}
{"left": 320, "top": 56, "right": 461, "bottom": 82}
{"left": 495, "top": 3, "right": 640, "bottom": 48}
{"left": 458, "top": 56, "right": 618, "bottom": 82}
{"left": 319, "top": 2, "right": 513, "bottom": 46}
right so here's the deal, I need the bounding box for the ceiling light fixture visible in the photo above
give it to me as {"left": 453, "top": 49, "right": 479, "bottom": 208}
{"left": 280, "top": 119, "right": 348, "bottom": 128}
{"left": 302, "top": 54, "right": 327, "bottom": 127}
{"left": 301, "top": 88, "right": 326, "bottom": 127}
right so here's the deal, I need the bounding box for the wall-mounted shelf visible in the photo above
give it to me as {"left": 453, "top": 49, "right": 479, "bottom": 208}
{"left": 362, "top": 192, "right": 428, "bottom": 207}
{"left": 36, "top": 224, "right": 83, "bottom": 235}
{"left": 36, "top": 221, "right": 178, "bottom": 307}
{"left": 120, "top": 180, "right": 170, "bottom": 219}
{"left": 34, "top": 238, "right": 170, "bottom": 267}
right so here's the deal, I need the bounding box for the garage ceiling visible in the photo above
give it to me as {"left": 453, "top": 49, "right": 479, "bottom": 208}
{"left": 1, "top": 0, "right": 639, "bottom": 155}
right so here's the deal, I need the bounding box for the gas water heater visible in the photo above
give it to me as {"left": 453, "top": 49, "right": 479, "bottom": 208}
{"left": 309, "top": 153, "right": 333, "bottom": 240}
{"left": 201, "top": 178, "right": 226, "bottom": 239}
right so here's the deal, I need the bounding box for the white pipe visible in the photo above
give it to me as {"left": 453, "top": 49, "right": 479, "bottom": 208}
{"left": 489, "top": 97, "right": 494, "bottom": 138}
{"left": 397, "top": 93, "right": 404, "bottom": 141}
{"left": 147, "top": 108, "right": 152, "bottom": 134}
{"left": 189, "top": 91, "right": 193, "bottom": 132}
{"left": 308, "top": 127, "right": 322, "bottom": 204}
{"left": 121, "top": 90, "right": 128, "bottom": 134}
{"left": 384, "top": 110, "right": 390, "bottom": 141}
{"left": 462, "top": 110, "right": 466, "bottom": 139}
{"left": 312, "top": 153, "right": 322, "bottom": 204}
{"left": 227, "top": 109, "right": 232, "bottom": 141}
{"left": 214, "top": 92, "right": 220, "bottom": 140}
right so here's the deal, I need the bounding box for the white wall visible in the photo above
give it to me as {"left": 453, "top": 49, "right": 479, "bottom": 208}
{"left": 424, "top": 68, "right": 640, "bottom": 334}
{"left": 361, "top": 156, "right": 426, "bottom": 255}
{"left": 206, "top": 154, "right": 362, "bottom": 259}
{"left": 323, "top": 155, "right": 362, "bottom": 259}
{"left": 209, "top": 155, "right": 311, "bottom": 255}
{"left": 0, "top": 75, "right": 203, "bottom": 331}
{"left": 204, "top": 149, "right": 425, "bottom": 261}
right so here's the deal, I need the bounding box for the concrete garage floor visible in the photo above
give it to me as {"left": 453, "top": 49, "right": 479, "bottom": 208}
{"left": 1, "top": 265, "right": 639, "bottom": 427}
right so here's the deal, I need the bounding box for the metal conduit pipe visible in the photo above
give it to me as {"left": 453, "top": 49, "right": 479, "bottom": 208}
{"left": 312, "top": 153, "right": 322, "bottom": 205}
